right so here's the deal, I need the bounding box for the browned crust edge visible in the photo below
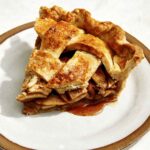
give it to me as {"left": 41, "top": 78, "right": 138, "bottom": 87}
{"left": 0, "top": 22, "right": 150, "bottom": 150}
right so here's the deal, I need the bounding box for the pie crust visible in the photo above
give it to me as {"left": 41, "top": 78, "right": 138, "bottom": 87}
{"left": 17, "top": 6, "right": 144, "bottom": 116}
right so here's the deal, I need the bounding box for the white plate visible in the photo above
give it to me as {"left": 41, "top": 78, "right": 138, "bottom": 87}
{"left": 0, "top": 29, "right": 150, "bottom": 150}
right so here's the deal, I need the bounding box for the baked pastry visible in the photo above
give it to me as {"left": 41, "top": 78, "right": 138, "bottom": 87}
{"left": 17, "top": 6, "right": 144, "bottom": 116}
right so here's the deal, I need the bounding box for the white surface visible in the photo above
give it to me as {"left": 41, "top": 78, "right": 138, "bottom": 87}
{"left": 0, "top": 0, "right": 149, "bottom": 149}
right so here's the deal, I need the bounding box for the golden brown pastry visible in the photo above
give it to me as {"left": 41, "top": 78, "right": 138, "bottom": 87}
{"left": 17, "top": 6, "right": 144, "bottom": 116}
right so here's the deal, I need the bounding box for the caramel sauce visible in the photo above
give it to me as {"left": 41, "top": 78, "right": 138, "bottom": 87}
{"left": 68, "top": 102, "right": 106, "bottom": 116}
{"left": 67, "top": 97, "right": 115, "bottom": 116}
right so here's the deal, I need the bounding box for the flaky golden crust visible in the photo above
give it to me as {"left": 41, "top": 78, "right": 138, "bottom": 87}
{"left": 27, "top": 49, "right": 63, "bottom": 81}
{"left": 17, "top": 6, "right": 144, "bottom": 116}
{"left": 40, "top": 6, "right": 144, "bottom": 80}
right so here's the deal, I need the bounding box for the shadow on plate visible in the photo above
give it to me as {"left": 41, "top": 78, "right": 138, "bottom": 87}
{"left": 0, "top": 36, "right": 31, "bottom": 117}
{"left": 0, "top": 36, "right": 60, "bottom": 118}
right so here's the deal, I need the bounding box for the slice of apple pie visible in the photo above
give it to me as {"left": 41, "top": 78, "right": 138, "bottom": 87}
{"left": 17, "top": 6, "right": 144, "bottom": 116}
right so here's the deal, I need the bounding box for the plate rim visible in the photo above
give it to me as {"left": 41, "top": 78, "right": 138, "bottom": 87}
{"left": 0, "top": 22, "right": 150, "bottom": 150}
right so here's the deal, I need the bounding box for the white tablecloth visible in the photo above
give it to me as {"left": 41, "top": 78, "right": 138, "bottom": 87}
{"left": 0, "top": 0, "right": 149, "bottom": 149}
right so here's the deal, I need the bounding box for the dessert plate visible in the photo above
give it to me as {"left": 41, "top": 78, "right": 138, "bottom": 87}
{"left": 0, "top": 23, "right": 150, "bottom": 150}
